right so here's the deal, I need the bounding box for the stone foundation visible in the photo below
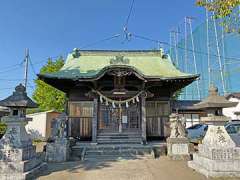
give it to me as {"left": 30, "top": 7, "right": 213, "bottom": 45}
{"left": 45, "top": 138, "right": 69, "bottom": 162}
{"left": 188, "top": 153, "right": 240, "bottom": 178}
{"left": 167, "top": 137, "right": 190, "bottom": 160}
{"left": 188, "top": 125, "right": 240, "bottom": 178}
{"left": 0, "top": 146, "right": 47, "bottom": 180}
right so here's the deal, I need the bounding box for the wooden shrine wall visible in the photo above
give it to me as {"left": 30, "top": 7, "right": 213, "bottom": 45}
{"left": 68, "top": 101, "right": 93, "bottom": 139}
{"left": 146, "top": 101, "right": 170, "bottom": 137}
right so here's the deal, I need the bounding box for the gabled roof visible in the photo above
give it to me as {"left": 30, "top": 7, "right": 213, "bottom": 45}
{"left": 0, "top": 84, "right": 38, "bottom": 108}
{"left": 193, "top": 85, "right": 238, "bottom": 109}
{"left": 39, "top": 50, "right": 199, "bottom": 81}
{"left": 171, "top": 100, "right": 201, "bottom": 110}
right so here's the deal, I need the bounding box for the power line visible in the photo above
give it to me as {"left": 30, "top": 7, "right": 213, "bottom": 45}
{"left": 131, "top": 33, "right": 240, "bottom": 61}
{"left": 29, "top": 56, "right": 37, "bottom": 76}
{"left": 0, "top": 62, "right": 24, "bottom": 72}
{"left": 124, "top": 0, "right": 135, "bottom": 28}
{"left": 80, "top": 34, "right": 121, "bottom": 49}
{"left": 0, "top": 64, "right": 23, "bottom": 74}
{"left": 0, "top": 78, "right": 24, "bottom": 82}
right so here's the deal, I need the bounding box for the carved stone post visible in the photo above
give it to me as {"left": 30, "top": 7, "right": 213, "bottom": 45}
{"left": 92, "top": 97, "right": 98, "bottom": 143}
{"left": 141, "top": 94, "right": 147, "bottom": 144}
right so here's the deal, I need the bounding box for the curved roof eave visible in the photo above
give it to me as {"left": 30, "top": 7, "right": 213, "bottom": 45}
{"left": 38, "top": 65, "right": 199, "bottom": 82}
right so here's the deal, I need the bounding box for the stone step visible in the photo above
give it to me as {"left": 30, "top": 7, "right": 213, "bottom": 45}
{"left": 97, "top": 136, "right": 142, "bottom": 139}
{"left": 84, "top": 155, "right": 152, "bottom": 161}
{"left": 97, "top": 139, "right": 142, "bottom": 144}
{"left": 84, "top": 152, "right": 154, "bottom": 161}
{"left": 85, "top": 149, "right": 152, "bottom": 156}
{"left": 71, "top": 144, "right": 155, "bottom": 161}
{"left": 73, "top": 143, "right": 150, "bottom": 149}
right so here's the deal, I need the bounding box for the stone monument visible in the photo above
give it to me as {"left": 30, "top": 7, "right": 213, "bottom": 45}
{"left": 167, "top": 113, "right": 190, "bottom": 160}
{"left": 188, "top": 85, "right": 240, "bottom": 178}
{"left": 0, "top": 84, "right": 47, "bottom": 180}
{"left": 45, "top": 113, "right": 69, "bottom": 162}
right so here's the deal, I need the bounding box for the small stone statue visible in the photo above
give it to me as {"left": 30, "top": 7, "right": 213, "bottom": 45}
{"left": 50, "top": 113, "right": 67, "bottom": 141}
{"left": 46, "top": 113, "right": 69, "bottom": 162}
{"left": 169, "top": 113, "right": 186, "bottom": 138}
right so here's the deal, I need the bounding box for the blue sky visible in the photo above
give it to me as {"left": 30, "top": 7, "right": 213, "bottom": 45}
{"left": 0, "top": 0, "right": 206, "bottom": 99}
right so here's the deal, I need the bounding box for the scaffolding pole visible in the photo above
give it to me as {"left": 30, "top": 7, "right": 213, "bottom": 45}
{"left": 205, "top": 7, "right": 212, "bottom": 88}
{"left": 221, "top": 26, "right": 229, "bottom": 93}
{"left": 184, "top": 17, "right": 189, "bottom": 99}
{"left": 188, "top": 17, "right": 201, "bottom": 99}
{"left": 172, "top": 30, "right": 179, "bottom": 67}
{"left": 213, "top": 15, "right": 227, "bottom": 95}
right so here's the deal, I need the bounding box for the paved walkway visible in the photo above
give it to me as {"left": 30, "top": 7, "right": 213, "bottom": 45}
{"left": 38, "top": 157, "right": 215, "bottom": 180}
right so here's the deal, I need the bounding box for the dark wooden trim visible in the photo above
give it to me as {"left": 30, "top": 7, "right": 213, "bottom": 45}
{"left": 141, "top": 95, "right": 147, "bottom": 144}
{"left": 92, "top": 98, "right": 98, "bottom": 142}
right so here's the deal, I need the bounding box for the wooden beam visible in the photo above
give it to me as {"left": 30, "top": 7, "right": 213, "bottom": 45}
{"left": 141, "top": 94, "right": 147, "bottom": 144}
{"left": 92, "top": 98, "right": 98, "bottom": 143}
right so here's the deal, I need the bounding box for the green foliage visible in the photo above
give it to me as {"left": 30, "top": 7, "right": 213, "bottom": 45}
{"left": 196, "top": 0, "right": 240, "bottom": 33}
{"left": 0, "top": 122, "right": 7, "bottom": 138}
{"left": 33, "top": 57, "right": 66, "bottom": 112}
{"left": 26, "top": 108, "right": 44, "bottom": 115}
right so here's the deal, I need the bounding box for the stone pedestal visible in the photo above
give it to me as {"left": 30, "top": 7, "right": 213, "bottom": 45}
{"left": 188, "top": 125, "right": 240, "bottom": 178}
{"left": 45, "top": 138, "right": 69, "bottom": 162}
{"left": 167, "top": 137, "right": 191, "bottom": 160}
{"left": 0, "top": 116, "right": 47, "bottom": 180}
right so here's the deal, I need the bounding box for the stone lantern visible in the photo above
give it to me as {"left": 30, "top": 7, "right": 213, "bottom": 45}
{"left": 0, "top": 84, "right": 46, "bottom": 180}
{"left": 188, "top": 85, "right": 240, "bottom": 178}
{"left": 192, "top": 85, "right": 237, "bottom": 125}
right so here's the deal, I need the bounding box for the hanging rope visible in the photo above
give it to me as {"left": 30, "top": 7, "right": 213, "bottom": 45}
{"left": 92, "top": 89, "right": 143, "bottom": 107}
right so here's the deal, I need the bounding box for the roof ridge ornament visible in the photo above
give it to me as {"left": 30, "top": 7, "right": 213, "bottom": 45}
{"left": 72, "top": 48, "right": 81, "bottom": 58}
{"left": 13, "top": 83, "right": 26, "bottom": 96}
{"left": 209, "top": 84, "right": 218, "bottom": 96}
{"left": 110, "top": 55, "right": 130, "bottom": 65}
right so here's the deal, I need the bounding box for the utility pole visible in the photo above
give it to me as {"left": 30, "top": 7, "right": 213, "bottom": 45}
{"left": 24, "top": 48, "right": 29, "bottom": 88}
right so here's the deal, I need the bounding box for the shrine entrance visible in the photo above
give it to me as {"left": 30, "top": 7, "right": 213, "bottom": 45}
{"left": 98, "top": 103, "right": 141, "bottom": 133}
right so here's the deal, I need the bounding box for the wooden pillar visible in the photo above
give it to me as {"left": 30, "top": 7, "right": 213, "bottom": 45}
{"left": 141, "top": 95, "right": 147, "bottom": 144}
{"left": 92, "top": 97, "right": 98, "bottom": 143}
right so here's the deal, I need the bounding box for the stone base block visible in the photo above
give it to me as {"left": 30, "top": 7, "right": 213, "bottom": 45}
{"left": 0, "top": 146, "right": 36, "bottom": 161}
{"left": 0, "top": 157, "right": 42, "bottom": 173}
{"left": 167, "top": 137, "right": 190, "bottom": 161}
{"left": 46, "top": 139, "right": 69, "bottom": 162}
{"left": 0, "top": 162, "right": 47, "bottom": 180}
{"left": 188, "top": 153, "right": 240, "bottom": 178}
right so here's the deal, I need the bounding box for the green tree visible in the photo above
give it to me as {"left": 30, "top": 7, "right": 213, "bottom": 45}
{"left": 196, "top": 0, "right": 240, "bottom": 33}
{"left": 0, "top": 122, "right": 7, "bottom": 138}
{"left": 33, "top": 57, "right": 66, "bottom": 112}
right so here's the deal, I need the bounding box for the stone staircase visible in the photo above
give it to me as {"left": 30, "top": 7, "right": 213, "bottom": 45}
{"left": 71, "top": 143, "right": 155, "bottom": 161}
{"left": 96, "top": 132, "right": 143, "bottom": 144}
{"left": 70, "top": 132, "right": 167, "bottom": 161}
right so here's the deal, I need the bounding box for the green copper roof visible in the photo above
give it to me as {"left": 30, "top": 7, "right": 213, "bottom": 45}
{"left": 40, "top": 50, "right": 198, "bottom": 80}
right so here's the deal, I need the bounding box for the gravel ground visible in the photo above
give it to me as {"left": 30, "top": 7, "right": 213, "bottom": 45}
{"left": 34, "top": 142, "right": 240, "bottom": 180}
{"left": 37, "top": 157, "right": 220, "bottom": 180}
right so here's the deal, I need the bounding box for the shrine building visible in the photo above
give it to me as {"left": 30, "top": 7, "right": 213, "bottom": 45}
{"left": 39, "top": 49, "right": 199, "bottom": 144}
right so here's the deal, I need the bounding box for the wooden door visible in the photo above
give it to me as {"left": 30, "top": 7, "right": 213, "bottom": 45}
{"left": 98, "top": 104, "right": 140, "bottom": 133}
{"left": 98, "top": 105, "right": 119, "bottom": 132}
